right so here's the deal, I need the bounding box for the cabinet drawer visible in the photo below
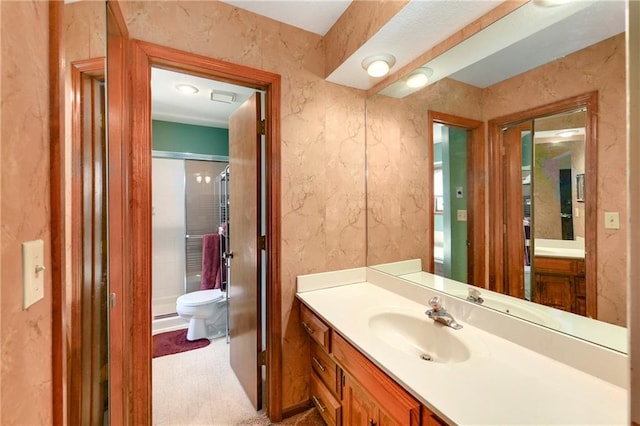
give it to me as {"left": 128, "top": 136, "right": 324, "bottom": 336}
{"left": 310, "top": 371, "right": 341, "bottom": 426}
{"left": 535, "top": 256, "right": 585, "bottom": 276}
{"left": 301, "top": 304, "right": 331, "bottom": 351}
{"left": 310, "top": 340, "right": 340, "bottom": 398}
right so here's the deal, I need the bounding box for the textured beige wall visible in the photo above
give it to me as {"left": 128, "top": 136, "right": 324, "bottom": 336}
{"left": 0, "top": 1, "right": 52, "bottom": 424}
{"left": 484, "top": 33, "right": 627, "bottom": 326}
{"left": 366, "top": 78, "right": 483, "bottom": 268}
{"left": 117, "top": 1, "right": 367, "bottom": 410}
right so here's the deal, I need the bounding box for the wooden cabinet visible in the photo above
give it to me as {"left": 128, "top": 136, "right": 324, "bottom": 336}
{"left": 533, "top": 256, "right": 586, "bottom": 315}
{"left": 333, "top": 333, "right": 421, "bottom": 426}
{"left": 300, "top": 303, "right": 447, "bottom": 426}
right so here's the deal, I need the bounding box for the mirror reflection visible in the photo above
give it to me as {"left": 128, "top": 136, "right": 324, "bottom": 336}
{"left": 366, "top": 1, "right": 626, "bottom": 353}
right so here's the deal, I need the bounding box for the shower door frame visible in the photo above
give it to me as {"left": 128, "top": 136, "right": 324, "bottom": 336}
{"left": 151, "top": 152, "right": 229, "bottom": 319}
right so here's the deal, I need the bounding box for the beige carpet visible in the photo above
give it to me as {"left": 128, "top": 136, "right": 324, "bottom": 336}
{"left": 153, "top": 338, "right": 324, "bottom": 425}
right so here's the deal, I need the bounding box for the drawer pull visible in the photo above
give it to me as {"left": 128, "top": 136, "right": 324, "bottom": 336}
{"left": 312, "top": 356, "right": 326, "bottom": 372}
{"left": 302, "top": 321, "right": 315, "bottom": 335}
{"left": 311, "top": 395, "right": 326, "bottom": 413}
{"left": 369, "top": 419, "right": 377, "bottom": 426}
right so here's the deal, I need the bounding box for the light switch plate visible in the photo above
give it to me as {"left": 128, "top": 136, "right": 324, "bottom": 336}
{"left": 457, "top": 210, "right": 467, "bottom": 222}
{"left": 22, "top": 239, "right": 45, "bottom": 309}
{"left": 455, "top": 186, "right": 464, "bottom": 199}
{"left": 604, "top": 212, "right": 620, "bottom": 230}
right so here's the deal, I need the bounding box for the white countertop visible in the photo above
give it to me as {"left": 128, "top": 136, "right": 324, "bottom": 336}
{"left": 297, "top": 278, "right": 627, "bottom": 425}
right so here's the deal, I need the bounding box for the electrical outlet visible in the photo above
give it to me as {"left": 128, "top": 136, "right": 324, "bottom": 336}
{"left": 457, "top": 210, "right": 467, "bottom": 222}
{"left": 604, "top": 212, "right": 620, "bottom": 230}
{"left": 22, "top": 240, "right": 45, "bottom": 309}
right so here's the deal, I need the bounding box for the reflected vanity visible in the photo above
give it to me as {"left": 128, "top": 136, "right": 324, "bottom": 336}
{"left": 365, "top": 0, "right": 627, "bottom": 354}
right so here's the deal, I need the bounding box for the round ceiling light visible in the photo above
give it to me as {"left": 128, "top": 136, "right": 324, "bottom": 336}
{"left": 175, "top": 83, "right": 199, "bottom": 95}
{"left": 361, "top": 54, "right": 396, "bottom": 78}
{"left": 406, "top": 67, "right": 434, "bottom": 89}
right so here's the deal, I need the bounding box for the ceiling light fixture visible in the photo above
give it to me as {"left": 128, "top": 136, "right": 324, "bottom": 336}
{"left": 361, "top": 54, "right": 396, "bottom": 78}
{"left": 406, "top": 67, "right": 434, "bottom": 89}
{"left": 533, "top": 0, "right": 573, "bottom": 7}
{"left": 175, "top": 83, "right": 199, "bottom": 95}
{"left": 557, "top": 129, "right": 580, "bottom": 138}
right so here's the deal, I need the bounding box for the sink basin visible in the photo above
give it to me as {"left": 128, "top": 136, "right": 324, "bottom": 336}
{"left": 368, "top": 310, "right": 471, "bottom": 364}
{"left": 447, "top": 288, "right": 561, "bottom": 328}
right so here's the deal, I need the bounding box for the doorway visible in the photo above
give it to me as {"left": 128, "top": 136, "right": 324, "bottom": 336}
{"left": 106, "top": 35, "right": 282, "bottom": 422}
{"left": 428, "top": 111, "right": 485, "bottom": 288}
{"left": 149, "top": 65, "right": 267, "bottom": 417}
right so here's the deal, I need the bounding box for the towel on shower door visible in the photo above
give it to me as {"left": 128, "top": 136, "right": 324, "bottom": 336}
{"left": 201, "top": 233, "right": 221, "bottom": 290}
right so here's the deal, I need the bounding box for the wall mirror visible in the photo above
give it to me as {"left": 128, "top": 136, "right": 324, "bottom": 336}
{"left": 366, "top": 0, "right": 627, "bottom": 353}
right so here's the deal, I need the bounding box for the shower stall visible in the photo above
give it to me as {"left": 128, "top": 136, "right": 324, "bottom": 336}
{"left": 151, "top": 155, "right": 229, "bottom": 334}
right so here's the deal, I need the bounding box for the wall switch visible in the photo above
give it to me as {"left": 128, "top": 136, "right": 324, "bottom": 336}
{"left": 457, "top": 210, "right": 467, "bottom": 222}
{"left": 455, "top": 186, "right": 464, "bottom": 199}
{"left": 22, "top": 239, "right": 45, "bottom": 309}
{"left": 604, "top": 212, "right": 620, "bottom": 230}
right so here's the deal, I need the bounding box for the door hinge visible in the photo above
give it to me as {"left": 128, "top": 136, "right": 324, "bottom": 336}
{"left": 259, "top": 235, "right": 266, "bottom": 250}
{"left": 109, "top": 292, "right": 116, "bottom": 309}
{"left": 257, "top": 119, "right": 266, "bottom": 135}
{"left": 258, "top": 350, "right": 267, "bottom": 366}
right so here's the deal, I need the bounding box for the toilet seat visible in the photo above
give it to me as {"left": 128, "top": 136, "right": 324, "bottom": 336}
{"left": 177, "top": 289, "right": 223, "bottom": 306}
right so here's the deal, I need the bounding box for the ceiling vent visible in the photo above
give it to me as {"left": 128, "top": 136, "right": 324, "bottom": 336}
{"left": 210, "top": 90, "right": 237, "bottom": 104}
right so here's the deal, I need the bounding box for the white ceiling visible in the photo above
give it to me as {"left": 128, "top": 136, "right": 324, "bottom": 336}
{"left": 220, "top": 0, "right": 352, "bottom": 36}
{"left": 152, "top": 0, "right": 626, "bottom": 127}
{"left": 151, "top": 68, "right": 256, "bottom": 128}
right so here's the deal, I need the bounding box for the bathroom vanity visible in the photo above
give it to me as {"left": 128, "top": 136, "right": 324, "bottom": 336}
{"left": 296, "top": 267, "right": 626, "bottom": 425}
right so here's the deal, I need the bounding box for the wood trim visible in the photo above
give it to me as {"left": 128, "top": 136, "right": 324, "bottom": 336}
{"left": 488, "top": 92, "right": 598, "bottom": 316}
{"left": 70, "top": 57, "right": 106, "bottom": 425}
{"left": 281, "top": 400, "right": 314, "bottom": 420}
{"left": 128, "top": 39, "right": 283, "bottom": 422}
{"left": 49, "top": 2, "right": 65, "bottom": 424}
{"left": 106, "top": 1, "right": 130, "bottom": 423}
{"left": 428, "top": 111, "right": 485, "bottom": 287}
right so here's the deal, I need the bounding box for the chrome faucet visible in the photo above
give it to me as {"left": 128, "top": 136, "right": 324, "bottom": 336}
{"left": 425, "top": 296, "right": 462, "bottom": 330}
{"left": 466, "top": 287, "right": 484, "bottom": 304}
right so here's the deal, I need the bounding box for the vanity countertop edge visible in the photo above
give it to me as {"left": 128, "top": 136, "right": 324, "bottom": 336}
{"left": 296, "top": 268, "right": 627, "bottom": 425}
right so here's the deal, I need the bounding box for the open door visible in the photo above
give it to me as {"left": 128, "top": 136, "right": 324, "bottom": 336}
{"left": 228, "top": 92, "right": 263, "bottom": 409}
{"left": 502, "top": 122, "right": 531, "bottom": 300}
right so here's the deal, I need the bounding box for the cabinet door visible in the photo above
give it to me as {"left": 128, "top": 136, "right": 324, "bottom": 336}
{"left": 343, "top": 375, "right": 378, "bottom": 426}
{"left": 534, "top": 273, "right": 573, "bottom": 311}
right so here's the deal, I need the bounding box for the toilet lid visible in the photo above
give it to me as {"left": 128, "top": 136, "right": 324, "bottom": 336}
{"left": 177, "top": 289, "right": 224, "bottom": 306}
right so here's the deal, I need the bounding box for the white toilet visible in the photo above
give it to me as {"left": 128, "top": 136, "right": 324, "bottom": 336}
{"left": 176, "top": 289, "right": 228, "bottom": 341}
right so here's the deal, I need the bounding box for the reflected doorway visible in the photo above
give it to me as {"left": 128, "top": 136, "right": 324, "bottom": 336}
{"left": 428, "top": 111, "right": 485, "bottom": 288}
{"left": 432, "top": 124, "right": 468, "bottom": 282}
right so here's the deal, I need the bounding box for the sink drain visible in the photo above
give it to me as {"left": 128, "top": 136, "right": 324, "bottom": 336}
{"left": 420, "top": 353, "right": 433, "bottom": 361}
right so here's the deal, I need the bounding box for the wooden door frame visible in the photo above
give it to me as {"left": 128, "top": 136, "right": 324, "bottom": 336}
{"left": 70, "top": 57, "right": 107, "bottom": 425}
{"left": 488, "top": 92, "right": 597, "bottom": 317}
{"left": 127, "top": 40, "right": 282, "bottom": 422}
{"left": 427, "top": 111, "right": 485, "bottom": 288}
{"left": 49, "top": 2, "right": 65, "bottom": 423}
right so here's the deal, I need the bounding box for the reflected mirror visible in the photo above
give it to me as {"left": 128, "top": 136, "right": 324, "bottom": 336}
{"left": 366, "top": 0, "right": 627, "bottom": 353}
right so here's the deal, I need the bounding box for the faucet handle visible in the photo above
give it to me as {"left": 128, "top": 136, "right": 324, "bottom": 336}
{"left": 428, "top": 296, "right": 442, "bottom": 310}
{"left": 468, "top": 288, "right": 481, "bottom": 298}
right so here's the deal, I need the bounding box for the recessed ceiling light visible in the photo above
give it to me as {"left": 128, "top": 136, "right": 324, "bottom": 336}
{"left": 361, "top": 54, "right": 396, "bottom": 78}
{"left": 557, "top": 130, "right": 580, "bottom": 137}
{"left": 175, "top": 83, "right": 199, "bottom": 95}
{"left": 406, "top": 67, "right": 434, "bottom": 89}
{"left": 533, "top": 0, "right": 573, "bottom": 7}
